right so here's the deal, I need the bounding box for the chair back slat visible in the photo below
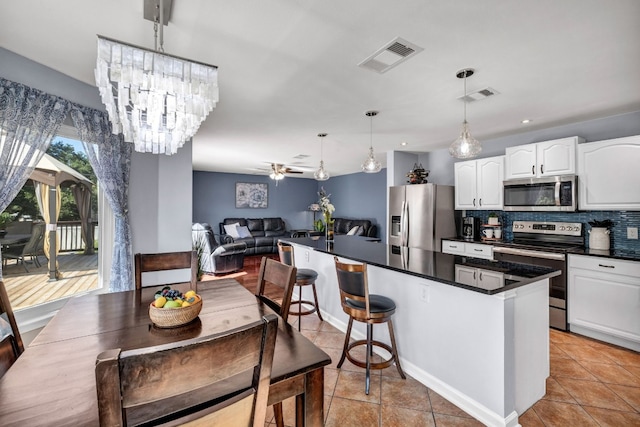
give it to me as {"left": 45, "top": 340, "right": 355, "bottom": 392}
{"left": 134, "top": 251, "right": 198, "bottom": 289}
{"left": 255, "top": 257, "right": 297, "bottom": 321}
{"left": 96, "top": 314, "right": 278, "bottom": 427}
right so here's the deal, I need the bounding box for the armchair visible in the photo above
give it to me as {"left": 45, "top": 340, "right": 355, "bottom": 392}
{"left": 192, "top": 223, "right": 247, "bottom": 275}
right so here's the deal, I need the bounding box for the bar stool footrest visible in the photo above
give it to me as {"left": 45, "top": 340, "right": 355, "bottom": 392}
{"left": 344, "top": 339, "right": 395, "bottom": 370}
{"left": 289, "top": 300, "right": 319, "bottom": 316}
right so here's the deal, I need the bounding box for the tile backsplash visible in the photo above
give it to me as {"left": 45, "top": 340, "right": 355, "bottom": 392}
{"left": 464, "top": 210, "right": 640, "bottom": 252}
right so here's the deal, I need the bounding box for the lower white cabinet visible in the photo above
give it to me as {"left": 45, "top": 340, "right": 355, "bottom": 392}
{"left": 568, "top": 254, "right": 640, "bottom": 351}
{"left": 455, "top": 265, "right": 504, "bottom": 289}
{"left": 442, "top": 240, "right": 493, "bottom": 260}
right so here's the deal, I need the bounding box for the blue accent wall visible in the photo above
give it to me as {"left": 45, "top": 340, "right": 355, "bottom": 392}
{"left": 312, "top": 170, "right": 387, "bottom": 238}
{"left": 193, "top": 170, "right": 387, "bottom": 237}
{"left": 464, "top": 210, "right": 640, "bottom": 252}
{"left": 193, "top": 172, "right": 318, "bottom": 232}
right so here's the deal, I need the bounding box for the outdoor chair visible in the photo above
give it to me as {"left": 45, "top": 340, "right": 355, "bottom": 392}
{"left": 95, "top": 314, "right": 278, "bottom": 426}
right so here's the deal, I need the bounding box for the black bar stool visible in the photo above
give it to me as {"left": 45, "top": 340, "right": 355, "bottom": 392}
{"left": 334, "top": 256, "right": 406, "bottom": 394}
{"left": 277, "top": 242, "right": 323, "bottom": 330}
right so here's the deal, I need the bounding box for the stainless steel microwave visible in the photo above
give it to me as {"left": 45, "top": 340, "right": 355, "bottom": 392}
{"left": 503, "top": 175, "right": 577, "bottom": 211}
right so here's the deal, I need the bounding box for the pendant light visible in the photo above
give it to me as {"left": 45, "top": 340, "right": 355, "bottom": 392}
{"left": 314, "top": 133, "right": 330, "bottom": 181}
{"left": 362, "top": 110, "right": 382, "bottom": 173}
{"left": 449, "top": 68, "right": 482, "bottom": 159}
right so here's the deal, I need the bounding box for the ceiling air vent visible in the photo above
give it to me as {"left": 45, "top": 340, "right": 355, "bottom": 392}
{"left": 358, "top": 37, "right": 424, "bottom": 74}
{"left": 457, "top": 87, "right": 499, "bottom": 103}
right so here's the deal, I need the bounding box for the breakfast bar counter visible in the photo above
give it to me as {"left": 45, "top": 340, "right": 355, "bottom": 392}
{"left": 282, "top": 235, "right": 560, "bottom": 427}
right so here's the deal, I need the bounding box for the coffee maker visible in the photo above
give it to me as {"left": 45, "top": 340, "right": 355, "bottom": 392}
{"left": 461, "top": 217, "right": 480, "bottom": 240}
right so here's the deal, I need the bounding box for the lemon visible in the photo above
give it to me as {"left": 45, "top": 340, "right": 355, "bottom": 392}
{"left": 185, "top": 290, "right": 197, "bottom": 299}
{"left": 181, "top": 301, "right": 191, "bottom": 307}
{"left": 164, "top": 300, "right": 182, "bottom": 308}
{"left": 154, "top": 296, "right": 167, "bottom": 308}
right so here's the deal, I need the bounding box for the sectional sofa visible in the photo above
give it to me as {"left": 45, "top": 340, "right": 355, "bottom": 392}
{"left": 219, "top": 217, "right": 291, "bottom": 255}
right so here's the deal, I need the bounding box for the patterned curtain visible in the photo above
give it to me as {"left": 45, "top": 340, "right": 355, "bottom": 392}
{"left": 70, "top": 105, "right": 133, "bottom": 292}
{"left": 0, "top": 78, "right": 70, "bottom": 281}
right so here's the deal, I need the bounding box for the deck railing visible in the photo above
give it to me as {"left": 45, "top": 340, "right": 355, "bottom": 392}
{"left": 58, "top": 221, "right": 99, "bottom": 252}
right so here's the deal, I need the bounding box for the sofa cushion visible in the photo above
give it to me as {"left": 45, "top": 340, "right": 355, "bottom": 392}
{"left": 224, "top": 223, "right": 241, "bottom": 238}
{"left": 236, "top": 225, "right": 252, "bottom": 238}
{"left": 264, "top": 217, "right": 285, "bottom": 232}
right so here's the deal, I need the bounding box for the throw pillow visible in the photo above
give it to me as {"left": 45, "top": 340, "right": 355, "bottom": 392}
{"left": 224, "top": 223, "right": 241, "bottom": 239}
{"left": 347, "top": 225, "right": 361, "bottom": 236}
{"left": 236, "top": 225, "right": 252, "bottom": 238}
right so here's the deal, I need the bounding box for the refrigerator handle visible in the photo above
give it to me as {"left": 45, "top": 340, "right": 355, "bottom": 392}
{"left": 401, "top": 200, "right": 409, "bottom": 246}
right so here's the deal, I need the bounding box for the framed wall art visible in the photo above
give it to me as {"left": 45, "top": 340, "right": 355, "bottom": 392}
{"left": 235, "top": 182, "right": 268, "bottom": 208}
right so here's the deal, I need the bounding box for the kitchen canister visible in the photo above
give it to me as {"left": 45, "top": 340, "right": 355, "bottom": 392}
{"left": 589, "top": 227, "right": 610, "bottom": 250}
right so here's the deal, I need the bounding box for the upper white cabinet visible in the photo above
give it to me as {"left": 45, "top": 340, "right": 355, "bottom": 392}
{"left": 505, "top": 136, "right": 584, "bottom": 180}
{"left": 454, "top": 156, "right": 504, "bottom": 210}
{"left": 578, "top": 135, "right": 640, "bottom": 210}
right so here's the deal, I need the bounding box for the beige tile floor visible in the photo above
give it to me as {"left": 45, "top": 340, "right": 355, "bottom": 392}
{"left": 267, "top": 315, "right": 640, "bottom": 427}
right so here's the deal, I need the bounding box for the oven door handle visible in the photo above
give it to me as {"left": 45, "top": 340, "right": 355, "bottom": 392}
{"left": 493, "top": 246, "right": 566, "bottom": 261}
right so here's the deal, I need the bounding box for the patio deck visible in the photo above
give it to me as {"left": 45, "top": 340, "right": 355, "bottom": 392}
{"left": 2, "top": 252, "right": 99, "bottom": 309}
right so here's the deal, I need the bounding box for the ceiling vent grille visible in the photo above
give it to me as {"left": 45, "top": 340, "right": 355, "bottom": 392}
{"left": 358, "top": 37, "right": 424, "bottom": 74}
{"left": 457, "top": 87, "right": 499, "bottom": 103}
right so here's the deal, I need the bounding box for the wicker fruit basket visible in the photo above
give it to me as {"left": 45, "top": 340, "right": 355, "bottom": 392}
{"left": 149, "top": 297, "right": 203, "bottom": 328}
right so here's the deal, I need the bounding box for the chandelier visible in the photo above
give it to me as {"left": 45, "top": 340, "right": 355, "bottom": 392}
{"left": 94, "top": 1, "right": 218, "bottom": 155}
{"left": 361, "top": 110, "right": 382, "bottom": 173}
{"left": 314, "top": 133, "right": 330, "bottom": 181}
{"left": 449, "top": 68, "right": 482, "bottom": 159}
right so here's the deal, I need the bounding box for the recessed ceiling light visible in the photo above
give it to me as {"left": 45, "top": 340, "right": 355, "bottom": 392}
{"left": 521, "top": 119, "right": 532, "bottom": 124}
{"left": 401, "top": 141, "right": 408, "bottom": 146}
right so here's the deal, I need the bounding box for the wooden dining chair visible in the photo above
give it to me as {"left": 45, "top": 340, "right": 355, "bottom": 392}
{"left": 134, "top": 250, "right": 197, "bottom": 290}
{"left": 0, "top": 280, "right": 24, "bottom": 378}
{"left": 255, "top": 257, "right": 297, "bottom": 427}
{"left": 334, "top": 256, "right": 406, "bottom": 395}
{"left": 95, "top": 314, "right": 278, "bottom": 427}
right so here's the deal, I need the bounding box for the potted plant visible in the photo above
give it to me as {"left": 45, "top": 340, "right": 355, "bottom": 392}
{"left": 0, "top": 212, "right": 13, "bottom": 238}
{"left": 488, "top": 212, "right": 500, "bottom": 225}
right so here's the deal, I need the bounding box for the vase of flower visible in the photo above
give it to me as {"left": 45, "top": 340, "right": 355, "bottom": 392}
{"left": 318, "top": 187, "right": 335, "bottom": 241}
{"left": 325, "top": 218, "right": 335, "bottom": 242}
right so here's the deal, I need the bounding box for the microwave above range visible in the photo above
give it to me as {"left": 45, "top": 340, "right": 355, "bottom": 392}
{"left": 503, "top": 175, "right": 577, "bottom": 212}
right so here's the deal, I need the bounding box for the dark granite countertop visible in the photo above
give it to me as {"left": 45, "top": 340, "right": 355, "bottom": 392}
{"left": 282, "top": 235, "right": 560, "bottom": 295}
{"left": 442, "top": 237, "right": 640, "bottom": 262}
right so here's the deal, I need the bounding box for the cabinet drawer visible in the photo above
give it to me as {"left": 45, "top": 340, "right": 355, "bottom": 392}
{"left": 442, "top": 240, "right": 465, "bottom": 254}
{"left": 466, "top": 243, "right": 493, "bottom": 260}
{"left": 569, "top": 255, "right": 640, "bottom": 277}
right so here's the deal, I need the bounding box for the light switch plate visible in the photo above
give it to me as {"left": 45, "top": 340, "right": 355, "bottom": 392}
{"left": 628, "top": 227, "right": 638, "bottom": 239}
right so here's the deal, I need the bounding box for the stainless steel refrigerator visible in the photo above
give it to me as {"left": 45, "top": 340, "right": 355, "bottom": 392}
{"left": 388, "top": 183, "right": 456, "bottom": 251}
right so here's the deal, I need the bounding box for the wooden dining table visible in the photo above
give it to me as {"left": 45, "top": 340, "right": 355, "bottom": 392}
{"left": 0, "top": 278, "right": 331, "bottom": 426}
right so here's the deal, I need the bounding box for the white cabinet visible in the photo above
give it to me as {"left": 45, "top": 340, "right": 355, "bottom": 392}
{"left": 455, "top": 265, "right": 504, "bottom": 289}
{"left": 578, "top": 135, "right": 640, "bottom": 210}
{"left": 442, "top": 240, "right": 494, "bottom": 260}
{"left": 568, "top": 254, "right": 640, "bottom": 351}
{"left": 454, "top": 156, "right": 504, "bottom": 210}
{"left": 505, "top": 136, "right": 583, "bottom": 180}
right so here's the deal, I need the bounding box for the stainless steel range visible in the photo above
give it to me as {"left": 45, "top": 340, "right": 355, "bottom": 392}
{"left": 493, "top": 221, "right": 584, "bottom": 331}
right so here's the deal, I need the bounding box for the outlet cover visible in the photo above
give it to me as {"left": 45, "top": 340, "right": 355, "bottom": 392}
{"left": 628, "top": 227, "right": 638, "bottom": 239}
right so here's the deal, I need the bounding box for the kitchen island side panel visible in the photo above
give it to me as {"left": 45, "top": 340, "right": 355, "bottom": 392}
{"left": 291, "top": 243, "right": 549, "bottom": 427}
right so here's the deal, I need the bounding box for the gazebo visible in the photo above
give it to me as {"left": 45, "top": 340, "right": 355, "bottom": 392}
{"left": 29, "top": 153, "right": 94, "bottom": 280}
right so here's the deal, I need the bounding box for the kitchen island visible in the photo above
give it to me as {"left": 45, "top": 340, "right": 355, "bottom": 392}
{"left": 282, "top": 235, "right": 560, "bottom": 427}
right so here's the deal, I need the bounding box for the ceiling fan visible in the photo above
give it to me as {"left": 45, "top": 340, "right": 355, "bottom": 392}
{"left": 268, "top": 163, "right": 304, "bottom": 181}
